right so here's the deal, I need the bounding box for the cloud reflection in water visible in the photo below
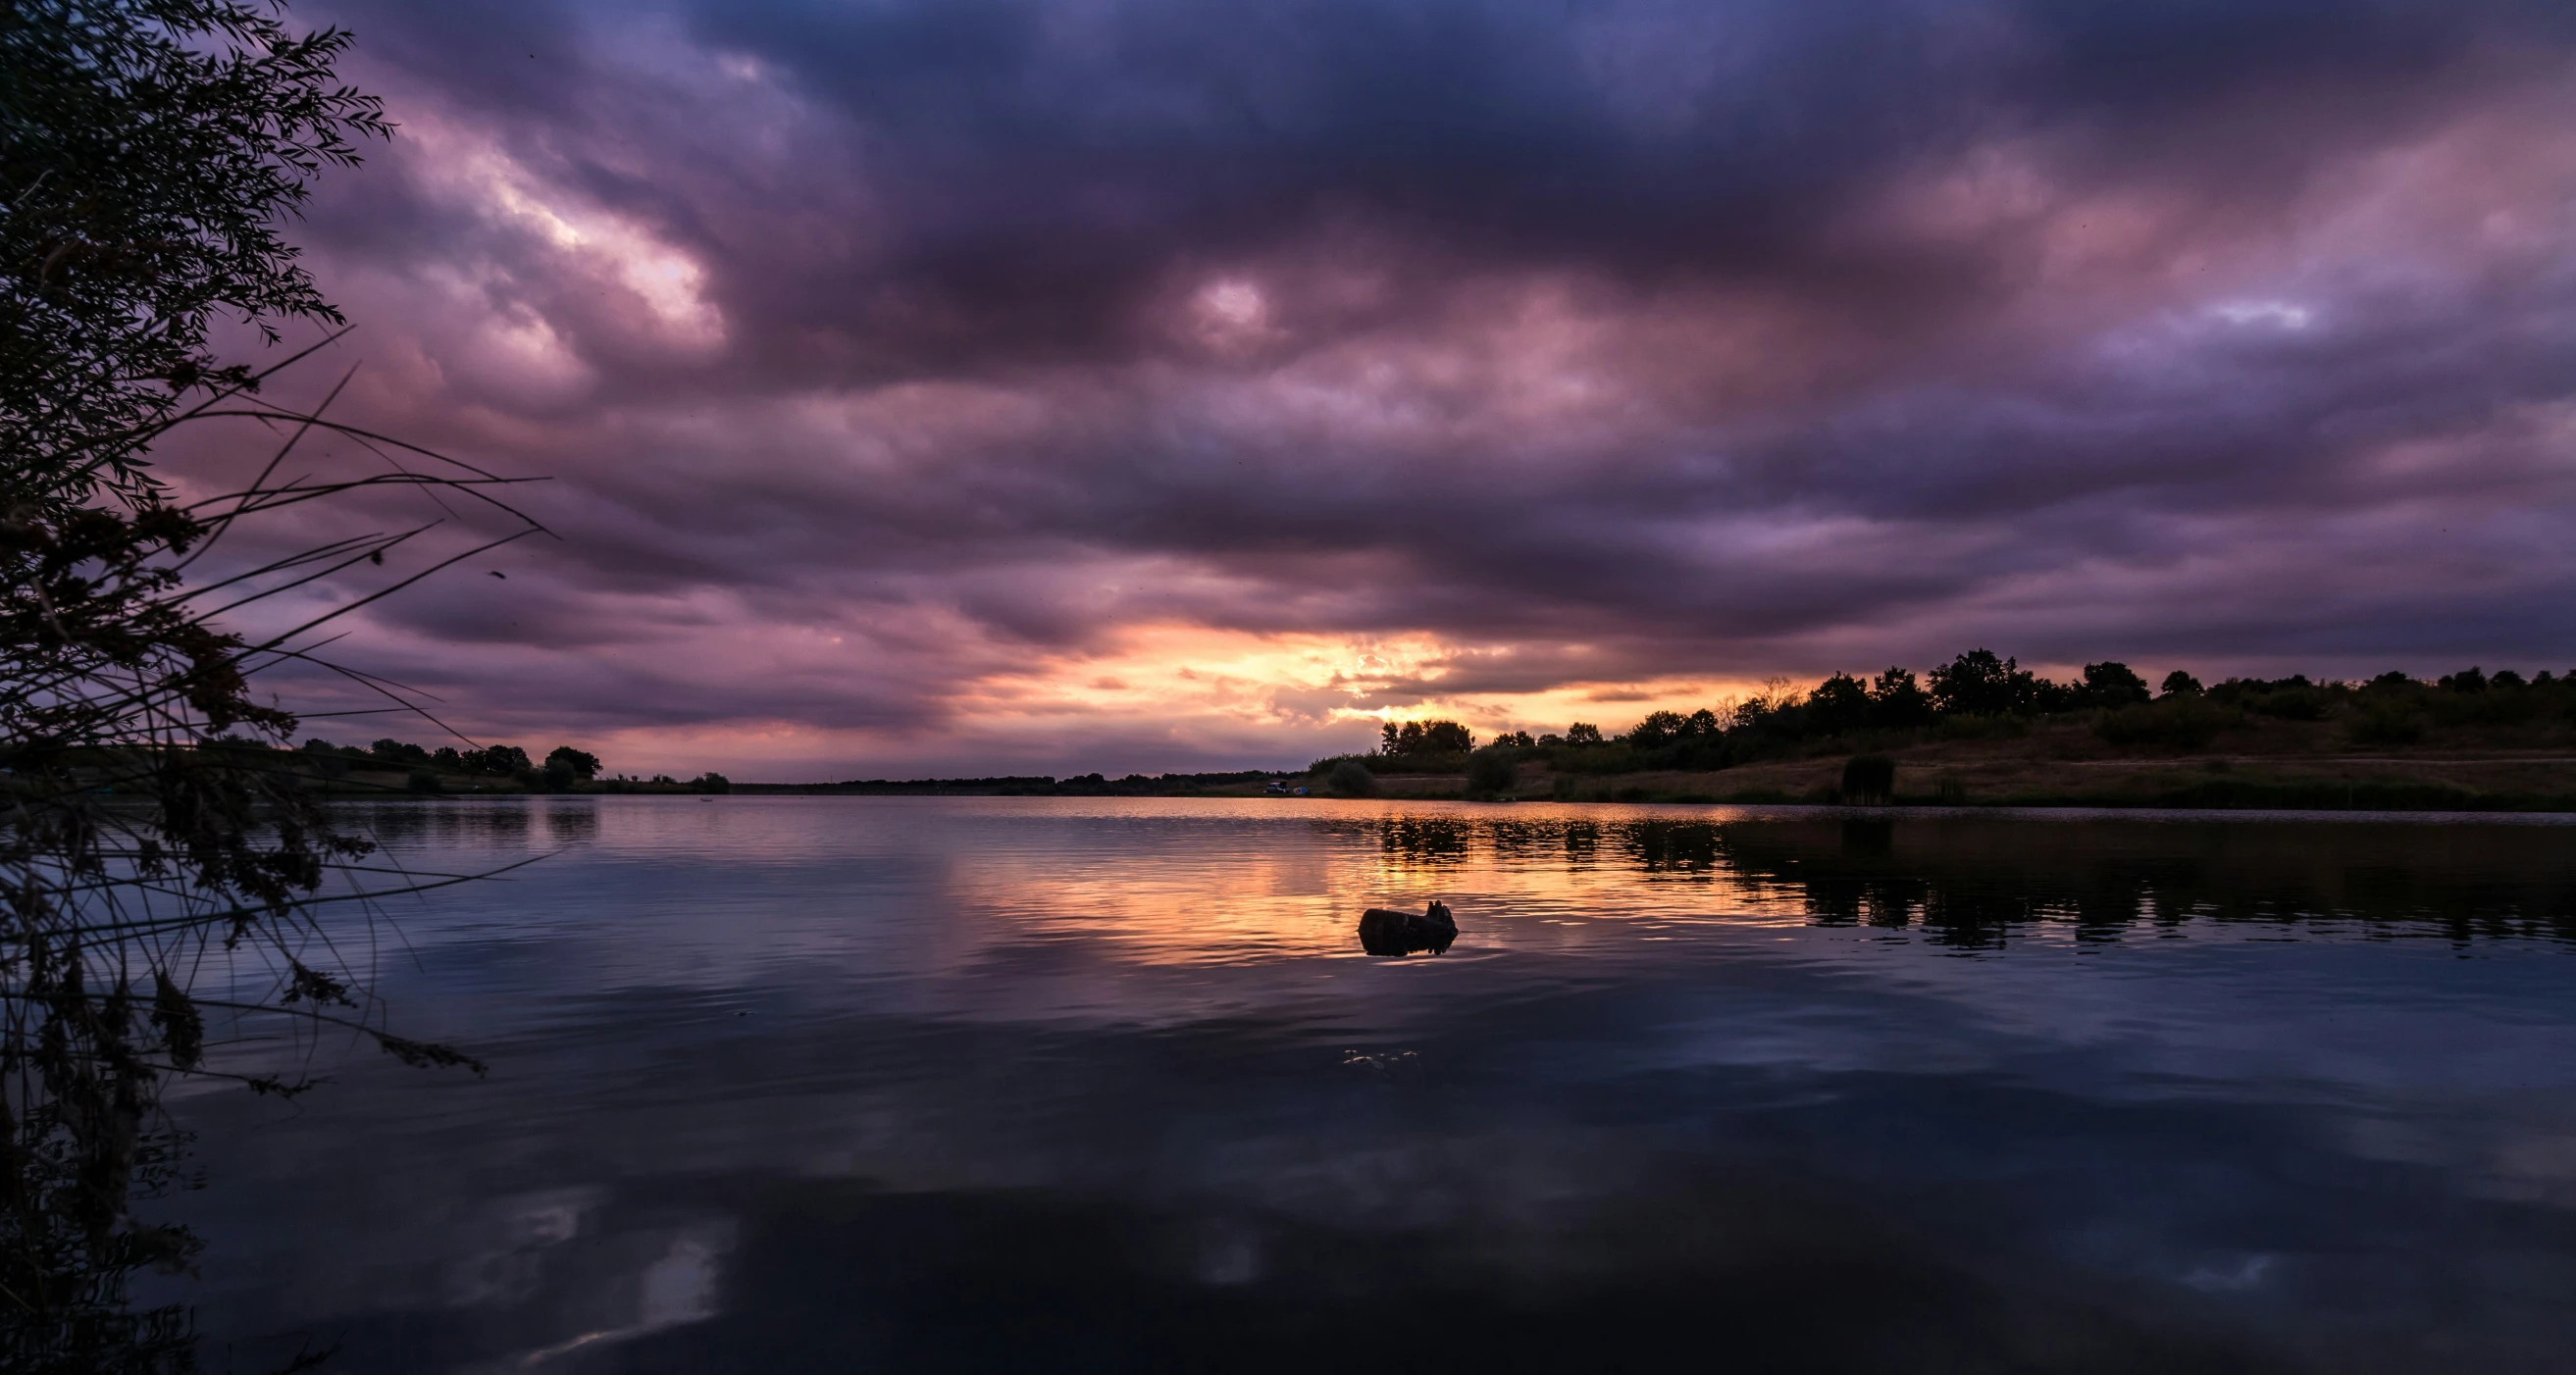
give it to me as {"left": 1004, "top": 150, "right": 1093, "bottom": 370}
{"left": 151, "top": 799, "right": 2576, "bottom": 1372}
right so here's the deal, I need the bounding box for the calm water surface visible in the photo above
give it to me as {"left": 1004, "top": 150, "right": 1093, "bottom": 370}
{"left": 157, "top": 797, "right": 2576, "bottom": 1373}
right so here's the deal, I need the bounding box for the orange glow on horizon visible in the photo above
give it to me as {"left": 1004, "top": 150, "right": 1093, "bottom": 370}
{"left": 542, "top": 624, "right": 1784, "bottom": 779}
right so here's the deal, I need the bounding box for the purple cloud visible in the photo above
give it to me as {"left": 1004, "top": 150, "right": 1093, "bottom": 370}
{"left": 192, "top": 0, "right": 2576, "bottom": 776}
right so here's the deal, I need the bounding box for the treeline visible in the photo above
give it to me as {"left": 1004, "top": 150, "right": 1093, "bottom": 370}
{"left": 822, "top": 770, "right": 1287, "bottom": 796}
{"left": 296, "top": 737, "right": 731, "bottom": 793}
{"left": 1320, "top": 651, "right": 2576, "bottom": 781}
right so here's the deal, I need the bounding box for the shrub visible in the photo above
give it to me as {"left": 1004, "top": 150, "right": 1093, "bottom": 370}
{"left": 2467, "top": 690, "right": 2539, "bottom": 726}
{"left": 404, "top": 768, "right": 441, "bottom": 795}
{"left": 1839, "top": 754, "right": 1895, "bottom": 805}
{"left": 2097, "top": 701, "right": 2228, "bottom": 750}
{"left": 1930, "top": 713, "right": 2026, "bottom": 742}
{"left": 1326, "top": 760, "right": 1377, "bottom": 796}
{"left": 1465, "top": 748, "right": 1518, "bottom": 797}
{"left": 2247, "top": 687, "right": 2332, "bottom": 721}
{"left": 2349, "top": 708, "right": 2424, "bottom": 746}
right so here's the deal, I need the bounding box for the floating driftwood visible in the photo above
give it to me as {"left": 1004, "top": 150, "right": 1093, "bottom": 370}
{"left": 1358, "top": 899, "right": 1457, "bottom": 956}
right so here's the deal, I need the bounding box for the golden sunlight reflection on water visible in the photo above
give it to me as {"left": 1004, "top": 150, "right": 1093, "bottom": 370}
{"left": 941, "top": 804, "right": 1819, "bottom": 967}
{"left": 338, "top": 795, "right": 2576, "bottom": 979}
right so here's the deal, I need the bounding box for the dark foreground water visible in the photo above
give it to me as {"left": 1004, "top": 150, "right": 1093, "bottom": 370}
{"left": 151, "top": 797, "right": 2576, "bottom": 1373}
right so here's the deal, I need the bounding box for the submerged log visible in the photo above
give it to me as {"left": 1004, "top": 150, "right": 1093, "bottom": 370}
{"left": 1358, "top": 899, "right": 1458, "bottom": 957}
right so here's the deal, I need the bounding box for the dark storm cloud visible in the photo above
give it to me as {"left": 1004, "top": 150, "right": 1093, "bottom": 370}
{"left": 320, "top": 0, "right": 2574, "bottom": 376}
{"left": 256, "top": 0, "right": 2576, "bottom": 771}
{"left": 665, "top": 0, "right": 2560, "bottom": 360}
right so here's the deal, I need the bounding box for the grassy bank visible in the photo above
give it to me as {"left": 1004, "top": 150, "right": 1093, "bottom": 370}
{"left": 1317, "top": 712, "right": 2576, "bottom": 811}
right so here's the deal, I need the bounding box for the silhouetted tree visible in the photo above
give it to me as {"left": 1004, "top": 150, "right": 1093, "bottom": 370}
{"left": 1564, "top": 722, "right": 1605, "bottom": 746}
{"left": 2160, "top": 670, "right": 2203, "bottom": 697}
{"left": 544, "top": 745, "right": 600, "bottom": 779}
{"left": 369, "top": 737, "right": 429, "bottom": 766}
{"left": 1930, "top": 648, "right": 2035, "bottom": 716}
{"left": 4, "top": 0, "right": 390, "bottom": 506}
{"left": 2079, "top": 661, "right": 2150, "bottom": 708}
{"left": 1624, "top": 710, "right": 1689, "bottom": 748}
{"left": 1382, "top": 719, "right": 1473, "bottom": 755}
{"left": 1806, "top": 673, "right": 1871, "bottom": 736}
{"left": 465, "top": 743, "right": 531, "bottom": 775}
{"left": 1869, "top": 667, "right": 1932, "bottom": 728}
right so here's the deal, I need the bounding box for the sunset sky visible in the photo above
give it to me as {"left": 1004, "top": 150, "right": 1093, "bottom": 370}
{"left": 240, "top": 0, "right": 2576, "bottom": 780}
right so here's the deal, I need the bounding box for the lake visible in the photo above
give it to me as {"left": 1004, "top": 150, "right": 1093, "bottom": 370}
{"left": 154, "top": 797, "right": 2576, "bottom": 1373}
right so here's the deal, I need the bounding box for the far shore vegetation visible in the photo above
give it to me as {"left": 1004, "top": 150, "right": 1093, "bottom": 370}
{"left": 267, "top": 736, "right": 733, "bottom": 794}
{"left": 1303, "top": 652, "right": 2576, "bottom": 810}
{"left": 745, "top": 651, "right": 2576, "bottom": 811}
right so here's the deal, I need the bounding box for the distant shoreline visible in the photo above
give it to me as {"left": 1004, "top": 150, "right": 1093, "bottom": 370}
{"left": 717, "top": 725, "right": 2576, "bottom": 811}
{"left": 723, "top": 764, "right": 2576, "bottom": 813}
